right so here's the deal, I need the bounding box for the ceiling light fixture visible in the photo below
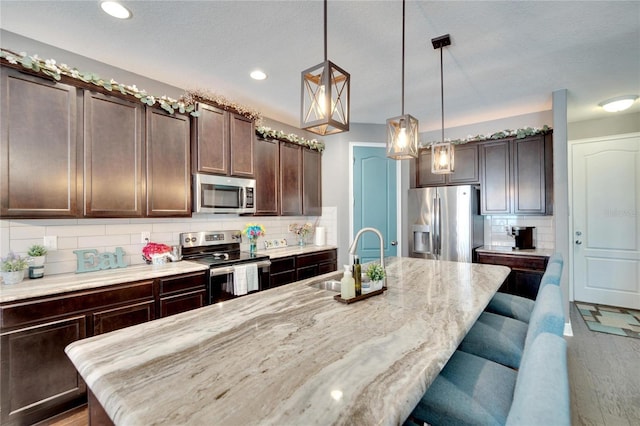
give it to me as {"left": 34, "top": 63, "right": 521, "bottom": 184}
{"left": 100, "top": 1, "right": 131, "bottom": 19}
{"left": 300, "top": 0, "right": 350, "bottom": 135}
{"left": 386, "top": 0, "right": 419, "bottom": 160}
{"left": 250, "top": 70, "right": 267, "bottom": 81}
{"left": 431, "top": 34, "right": 454, "bottom": 174}
{"left": 599, "top": 95, "right": 638, "bottom": 112}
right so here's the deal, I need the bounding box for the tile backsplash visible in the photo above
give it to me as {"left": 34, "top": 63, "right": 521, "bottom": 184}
{"left": 0, "top": 207, "right": 338, "bottom": 276}
{"left": 483, "top": 215, "right": 555, "bottom": 249}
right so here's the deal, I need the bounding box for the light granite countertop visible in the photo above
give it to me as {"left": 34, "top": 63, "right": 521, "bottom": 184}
{"left": 257, "top": 244, "right": 337, "bottom": 259}
{"left": 0, "top": 246, "right": 336, "bottom": 304}
{"left": 66, "top": 257, "right": 509, "bottom": 426}
{"left": 476, "top": 245, "right": 554, "bottom": 258}
{"left": 0, "top": 262, "right": 209, "bottom": 304}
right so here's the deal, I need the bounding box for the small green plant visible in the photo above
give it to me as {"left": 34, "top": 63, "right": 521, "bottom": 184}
{"left": 1, "top": 252, "right": 29, "bottom": 272}
{"left": 365, "top": 263, "right": 386, "bottom": 282}
{"left": 27, "top": 244, "right": 48, "bottom": 257}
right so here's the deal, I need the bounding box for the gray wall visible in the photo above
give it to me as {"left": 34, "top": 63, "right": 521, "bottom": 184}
{"left": 568, "top": 111, "right": 640, "bottom": 140}
{"left": 1, "top": 30, "right": 183, "bottom": 98}
{"left": 552, "top": 90, "right": 570, "bottom": 329}
{"left": 321, "top": 123, "right": 387, "bottom": 266}
{"left": 419, "top": 110, "right": 554, "bottom": 143}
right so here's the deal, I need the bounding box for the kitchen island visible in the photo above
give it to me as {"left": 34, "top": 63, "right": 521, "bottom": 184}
{"left": 66, "top": 257, "right": 509, "bottom": 425}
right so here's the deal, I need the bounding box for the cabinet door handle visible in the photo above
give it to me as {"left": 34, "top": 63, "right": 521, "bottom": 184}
{"left": 391, "top": 241, "right": 398, "bottom": 246}
{"left": 575, "top": 240, "right": 582, "bottom": 245}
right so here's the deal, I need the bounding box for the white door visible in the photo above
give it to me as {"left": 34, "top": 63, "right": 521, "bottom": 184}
{"left": 571, "top": 133, "right": 640, "bottom": 309}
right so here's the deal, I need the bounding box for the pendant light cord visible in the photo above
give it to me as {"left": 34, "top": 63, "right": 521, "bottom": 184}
{"left": 401, "top": 0, "right": 405, "bottom": 116}
{"left": 440, "top": 46, "right": 444, "bottom": 144}
{"left": 324, "top": 0, "right": 327, "bottom": 61}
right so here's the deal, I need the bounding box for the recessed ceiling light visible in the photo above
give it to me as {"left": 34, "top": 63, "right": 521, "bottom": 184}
{"left": 250, "top": 70, "right": 267, "bottom": 81}
{"left": 101, "top": 1, "right": 132, "bottom": 19}
{"left": 599, "top": 95, "right": 638, "bottom": 112}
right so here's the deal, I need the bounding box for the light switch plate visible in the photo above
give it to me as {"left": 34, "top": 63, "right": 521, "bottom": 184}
{"left": 43, "top": 235, "right": 57, "bottom": 250}
{"left": 141, "top": 232, "right": 151, "bottom": 244}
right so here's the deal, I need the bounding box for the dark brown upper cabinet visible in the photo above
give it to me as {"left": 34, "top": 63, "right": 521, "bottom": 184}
{"left": 84, "top": 91, "right": 144, "bottom": 217}
{"left": 415, "top": 143, "right": 479, "bottom": 187}
{"left": 279, "top": 142, "right": 303, "bottom": 216}
{"left": 479, "top": 139, "right": 511, "bottom": 214}
{"left": 229, "top": 113, "right": 255, "bottom": 177}
{"left": 302, "top": 148, "right": 322, "bottom": 216}
{"left": 146, "top": 108, "right": 191, "bottom": 217}
{"left": 479, "top": 133, "right": 553, "bottom": 215}
{"left": 191, "top": 103, "right": 254, "bottom": 178}
{"left": 255, "top": 138, "right": 323, "bottom": 217}
{"left": 254, "top": 137, "right": 280, "bottom": 215}
{"left": 1, "top": 67, "right": 80, "bottom": 218}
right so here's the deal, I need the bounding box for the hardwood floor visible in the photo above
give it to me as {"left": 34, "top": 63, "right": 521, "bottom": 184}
{"left": 34, "top": 405, "right": 87, "bottom": 426}
{"left": 568, "top": 303, "right": 640, "bottom": 425}
{"left": 35, "top": 303, "right": 640, "bottom": 426}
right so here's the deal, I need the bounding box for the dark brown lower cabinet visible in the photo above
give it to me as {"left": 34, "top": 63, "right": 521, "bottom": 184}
{"left": 0, "top": 316, "right": 87, "bottom": 426}
{"left": 269, "top": 249, "right": 338, "bottom": 288}
{"left": 157, "top": 271, "right": 207, "bottom": 317}
{"left": 0, "top": 271, "right": 206, "bottom": 426}
{"left": 296, "top": 249, "right": 338, "bottom": 281}
{"left": 92, "top": 300, "right": 155, "bottom": 335}
{"left": 476, "top": 252, "right": 549, "bottom": 300}
{"left": 269, "top": 256, "right": 297, "bottom": 288}
{"left": 88, "top": 389, "right": 114, "bottom": 426}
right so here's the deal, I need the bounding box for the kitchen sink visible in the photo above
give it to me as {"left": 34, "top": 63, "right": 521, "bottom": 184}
{"left": 308, "top": 280, "right": 342, "bottom": 292}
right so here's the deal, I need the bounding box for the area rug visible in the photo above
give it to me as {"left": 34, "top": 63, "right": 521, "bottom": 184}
{"left": 575, "top": 302, "right": 640, "bottom": 339}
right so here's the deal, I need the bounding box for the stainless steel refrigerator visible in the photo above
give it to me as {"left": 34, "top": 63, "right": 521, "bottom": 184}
{"left": 408, "top": 185, "right": 484, "bottom": 262}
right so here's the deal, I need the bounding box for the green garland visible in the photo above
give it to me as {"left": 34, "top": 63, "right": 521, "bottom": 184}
{"left": 0, "top": 48, "right": 200, "bottom": 117}
{"left": 420, "top": 125, "right": 552, "bottom": 147}
{"left": 256, "top": 126, "right": 325, "bottom": 153}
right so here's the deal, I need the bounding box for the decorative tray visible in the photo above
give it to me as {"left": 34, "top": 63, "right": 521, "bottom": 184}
{"left": 264, "top": 239, "right": 288, "bottom": 249}
{"left": 334, "top": 287, "right": 387, "bottom": 304}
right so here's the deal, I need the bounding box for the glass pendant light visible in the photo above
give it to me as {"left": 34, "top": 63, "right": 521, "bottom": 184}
{"left": 386, "top": 0, "right": 419, "bottom": 160}
{"left": 431, "top": 34, "right": 454, "bottom": 174}
{"left": 301, "top": 0, "right": 350, "bottom": 135}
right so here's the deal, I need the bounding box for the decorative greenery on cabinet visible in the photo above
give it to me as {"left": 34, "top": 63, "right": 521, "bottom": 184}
{"left": 420, "top": 125, "right": 552, "bottom": 148}
{"left": 256, "top": 126, "right": 325, "bottom": 153}
{"left": 1, "top": 48, "right": 264, "bottom": 122}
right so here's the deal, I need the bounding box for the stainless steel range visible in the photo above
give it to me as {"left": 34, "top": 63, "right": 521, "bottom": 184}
{"left": 180, "top": 230, "right": 271, "bottom": 304}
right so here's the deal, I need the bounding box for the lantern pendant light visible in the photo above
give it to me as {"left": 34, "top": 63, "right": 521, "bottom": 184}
{"left": 431, "top": 34, "right": 454, "bottom": 174}
{"left": 386, "top": 0, "right": 419, "bottom": 160}
{"left": 301, "top": 0, "right": 350, "bottom": 135}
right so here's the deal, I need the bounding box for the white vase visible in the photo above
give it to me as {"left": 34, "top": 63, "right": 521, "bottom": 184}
{"left": 30, "top": 255, "right": 46, "bottom": 267}
{"left": 1, "top": 270, "right": 26, "bottom": 285}
{"left": 370, "top": 280, "right": 384, "bottom": 291}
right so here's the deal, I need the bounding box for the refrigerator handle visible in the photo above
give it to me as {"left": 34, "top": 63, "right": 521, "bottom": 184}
{"left": 432, "top": 197, "right": 438, "bottom": 256}
{"left": 438, "top": 197, "right": 442, "bottom": 255}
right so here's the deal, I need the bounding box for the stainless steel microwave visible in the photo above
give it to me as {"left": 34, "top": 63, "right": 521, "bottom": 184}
{"left": 193, "top": 174, "right": 256, "bottom": 214}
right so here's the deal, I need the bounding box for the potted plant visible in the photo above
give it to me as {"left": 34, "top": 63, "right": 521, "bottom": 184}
{"left": 365, "top": 263, "right": 386, "bottom": 291}
{"left": 27, "top": 244, "right": 48, "bottom": 267}
{"left": 1, "top": 252, "right": 29, "bottom": 285}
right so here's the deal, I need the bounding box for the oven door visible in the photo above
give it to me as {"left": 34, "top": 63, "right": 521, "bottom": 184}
{"left": 209, "top": 260, "right": 271, "bottom": 304}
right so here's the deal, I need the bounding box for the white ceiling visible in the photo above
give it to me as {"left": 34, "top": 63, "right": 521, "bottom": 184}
{"left": 1, "top": 0, "right": 639, "bottom": 132}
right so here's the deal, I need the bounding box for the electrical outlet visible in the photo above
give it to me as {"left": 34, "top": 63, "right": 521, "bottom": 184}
{"left": 43, "top": 236, "right": 57, "bottom": 250}
{"left": 141, "top": 232, "right": 151, "bottom": 244}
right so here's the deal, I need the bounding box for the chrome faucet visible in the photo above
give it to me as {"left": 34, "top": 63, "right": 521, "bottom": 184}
{"left": 348, "top": 228, "right": 386, "bottom": 283}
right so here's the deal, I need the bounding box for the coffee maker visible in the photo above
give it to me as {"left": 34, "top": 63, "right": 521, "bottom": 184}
{"left": 511, "top": 226, "right": 536, "bottom": 250}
